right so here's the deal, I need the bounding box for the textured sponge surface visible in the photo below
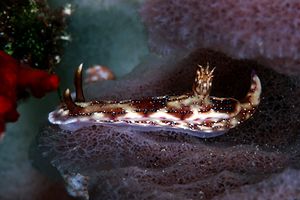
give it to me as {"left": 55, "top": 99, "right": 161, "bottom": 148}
{"left": 140, "top": 0, "right": 300, "bottom": 75}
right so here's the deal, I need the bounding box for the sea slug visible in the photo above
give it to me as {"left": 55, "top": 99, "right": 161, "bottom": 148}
{"left": 48, "top": 63, "right": 261, "bottom": 138}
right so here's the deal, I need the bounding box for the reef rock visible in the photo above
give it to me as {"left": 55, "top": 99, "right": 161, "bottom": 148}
{"left": 140, "top": 0, "right": 300, "bottom": 75}
{"left": 39, "top": 49, "right": 300, "bottom": 199}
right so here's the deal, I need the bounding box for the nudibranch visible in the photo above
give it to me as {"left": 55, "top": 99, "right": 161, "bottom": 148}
{"left": 48, "top": 64, "right": 261, "bottom": 138}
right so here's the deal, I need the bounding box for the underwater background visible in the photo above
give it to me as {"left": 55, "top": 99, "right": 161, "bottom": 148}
{"left": 1, "top": 0, "right": 300, "bottom": 199}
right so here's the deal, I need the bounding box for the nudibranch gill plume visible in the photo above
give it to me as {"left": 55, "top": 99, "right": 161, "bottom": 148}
{"left": 49, "top": 64, "right": 261, "bottom": 138}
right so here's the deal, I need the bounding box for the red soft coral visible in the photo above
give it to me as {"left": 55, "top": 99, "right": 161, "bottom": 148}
{"left": 17, "top": 65, "right": 60, "bottom": 98}
{"left": 0, "top": 50, "right": 59, "bottom": 139}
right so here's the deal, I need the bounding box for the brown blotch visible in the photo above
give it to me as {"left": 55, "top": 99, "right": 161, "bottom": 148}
{"left": 167, "top": 106, "right": 194, "bottom": 120}
{"left": 198, "top": 104, "right": 213, "bottom": 113}
{"left": 131, "top": 97, "right": 168, "bottom": 115}
{"left": 101, "top": 107, "right": 127, "bottom": 120}
{"left": 210, "top": 97, "right": 238, "bottom": 113}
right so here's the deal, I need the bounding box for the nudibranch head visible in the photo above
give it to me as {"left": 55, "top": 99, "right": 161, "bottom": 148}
{"left": 48, "top": 64, "right": 262, "bottom": 138}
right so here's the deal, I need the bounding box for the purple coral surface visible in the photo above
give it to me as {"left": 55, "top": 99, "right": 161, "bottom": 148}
{"left": 140, "top": 0, "right": 300, "bottom": 75}
{"left": 38, "top": 49, "right": 300, "bottom": 199}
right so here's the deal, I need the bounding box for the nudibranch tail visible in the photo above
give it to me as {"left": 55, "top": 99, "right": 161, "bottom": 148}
{"left": 237, "top": 70, "right": 262, "bottom": 122}
{"left": 242, "top": 70, "right": 261, "bottom": 107}
{"left": 241, "top": 70, "right": 262, "bottom": 106}
{"left": 49, "top": 63, "right": 262, "bottom": 138}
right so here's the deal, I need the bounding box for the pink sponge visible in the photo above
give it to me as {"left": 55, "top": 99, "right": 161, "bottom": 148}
{"left": 140, "top": 0, "right": 300, "bottom": 75}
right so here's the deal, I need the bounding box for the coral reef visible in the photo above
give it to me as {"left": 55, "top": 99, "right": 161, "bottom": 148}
{"left": 39, "top": 49, "right": 300, "bottom": 199}
{"left": 0, "top": 0, "right": 69, "bottom": 69}
{"left": 140, "top": 0, "right": 300, "bottom": 75}
{"left": 0, "top": 50, "right": 59, "bottom": 138}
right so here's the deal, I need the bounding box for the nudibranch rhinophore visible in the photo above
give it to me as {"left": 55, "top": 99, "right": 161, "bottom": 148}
{"left": 48, "top": 64, "right": 262, "bottom": 138}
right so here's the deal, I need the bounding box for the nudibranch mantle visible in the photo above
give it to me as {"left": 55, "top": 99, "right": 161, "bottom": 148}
{"left": 49, "top": 64, "right": 261, "bottom": 138}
